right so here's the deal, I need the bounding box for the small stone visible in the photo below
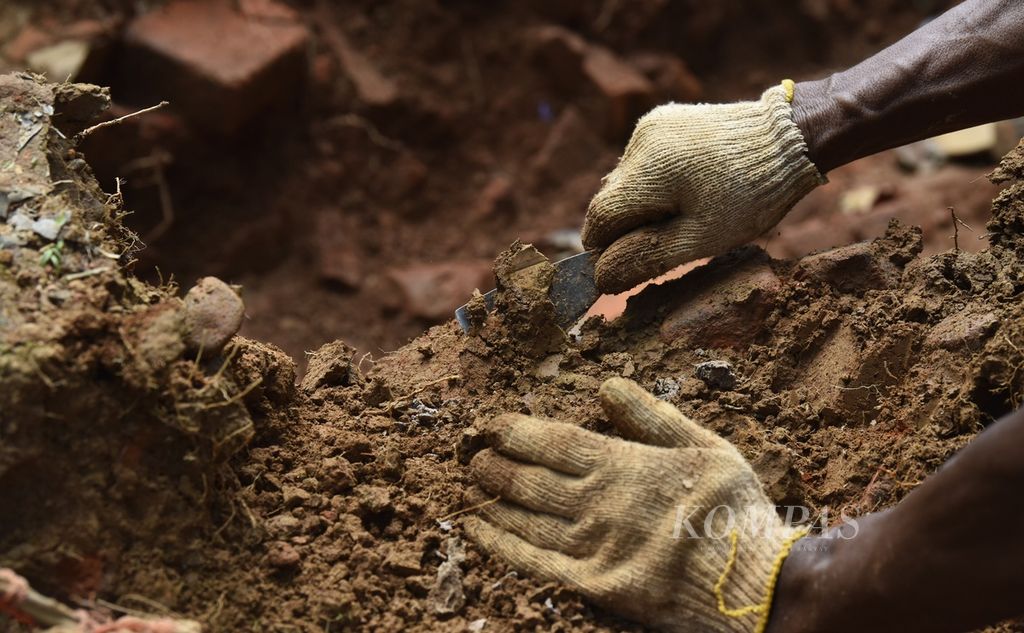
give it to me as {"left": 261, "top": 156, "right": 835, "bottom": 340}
{"left": 26, "top": 40, "right": 91, "bottom": 81}
{"left": 30, "top": 215, "right": 66, "bottom": 240}
{"left": 533, "top": 353, "right": 562, "bottom": 379}
{"left": 694, "top": 360, "right": 738, "bottom": 390}
{"left": 405, "top": 399, "right": 439, "bottom": 426}
{"left": 923, "top": 310, "right": 999, "bottom": 352}
{"left": 183, "top": 276, "right": 245, "bottom": 355}
{"left": 266, "top": 541, "right": 300, "bottom": 568}
{"left": 652, "top": 377, "right": 680, "bottom": 401}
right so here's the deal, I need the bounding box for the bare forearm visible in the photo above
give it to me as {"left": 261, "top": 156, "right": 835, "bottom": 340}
{"left": 793, "top": 0, "right": 1024, "bottom": 172}
{"left": 767, "top": 407, "right": 1024, "bottom": 633}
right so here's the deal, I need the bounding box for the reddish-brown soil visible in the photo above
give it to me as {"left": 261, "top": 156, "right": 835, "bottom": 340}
{"left": 4, "top": 1, "right": 1024, "bottom": 632}
{"left": 3, "top": 73, "right": 1024, "bottom": 632}
{"left": 1, "top": 0, "right": 982, "bottom": 367}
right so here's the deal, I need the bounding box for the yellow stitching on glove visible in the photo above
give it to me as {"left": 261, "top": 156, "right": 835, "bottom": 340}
{"left": 781, "top": 79, "right": 795, "bottom": 103}
{"left": 714, "top": 527, "right": 811, "bottom": 630}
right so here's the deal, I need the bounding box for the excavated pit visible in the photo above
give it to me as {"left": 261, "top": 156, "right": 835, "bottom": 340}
{"left": 3, "top": 75, "right": 1024, "bottom": 631}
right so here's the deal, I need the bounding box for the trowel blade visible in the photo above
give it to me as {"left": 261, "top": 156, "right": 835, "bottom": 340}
{"left": 454, "top": 251, "right": 599, "bottom": 333}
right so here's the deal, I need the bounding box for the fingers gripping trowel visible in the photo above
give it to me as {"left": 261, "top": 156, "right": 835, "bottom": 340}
{"left": 454, "top": 251, "right": 599, "bottom": 333}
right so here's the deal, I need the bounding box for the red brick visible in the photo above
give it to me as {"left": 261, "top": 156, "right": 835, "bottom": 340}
{"left": 582, "top": 46, "right": 655, "bottom": 139}
{"left": 123, "top": 0, "right": 308, "bottom": 134}
{"left": 659, "top": 260, "right": 781, "bottom": 348}
{"left": 384, "top": 261, "right": 493, "bottom": 322}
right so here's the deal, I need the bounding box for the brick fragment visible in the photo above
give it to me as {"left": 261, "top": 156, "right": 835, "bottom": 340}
{"left": 123, "top": 0, "right": 308, "bottom": 134}
{"left": 384, "top": 261, "right": 493, "bottom": 322}
{"left": 582, "top": 46, "right": 655, "bottom": 139}
{"left": 659, "top": 260, "right": 781, "bottom": 348}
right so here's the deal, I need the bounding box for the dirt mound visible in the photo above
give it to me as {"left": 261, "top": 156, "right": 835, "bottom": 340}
{"left": 3, "top": 74, "right": 1024, "bottom": 631}
{"left": 1, "top": 0, "right": 970, "bottom": 365}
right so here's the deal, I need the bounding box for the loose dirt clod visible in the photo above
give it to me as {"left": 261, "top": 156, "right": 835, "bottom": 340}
{"left": 3, "top": 72, "right": 1024, "bottom": 632}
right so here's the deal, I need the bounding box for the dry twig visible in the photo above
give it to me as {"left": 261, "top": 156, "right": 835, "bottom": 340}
{"left": 76, "top": 101, "right": 169, "bottom": 140}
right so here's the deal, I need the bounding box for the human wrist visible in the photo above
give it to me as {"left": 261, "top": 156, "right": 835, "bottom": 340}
{"left": 790, "top": 77, "right": 852, "bottom": 173}
{"left": 763, "top": 512, "right": 895, "bottom": 633}
{"left": 761, "top": 535, "right": 834, "bottom": 633}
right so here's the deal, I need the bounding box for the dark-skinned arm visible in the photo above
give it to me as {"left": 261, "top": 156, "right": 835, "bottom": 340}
{"left": 793, "top": 0, "right": 1024, "bottom": 172}
{"left": 767, "top": 406, "right": 1024, "bottom": 633}
{"left": 581, "top": 0, "right": 1024, "bottom": 295}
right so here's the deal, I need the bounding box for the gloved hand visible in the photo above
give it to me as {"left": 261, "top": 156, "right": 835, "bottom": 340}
{"left": 583, "top": 84, "right": 826, "bottom": 294}
{"left": 466, "top": 378, "right": 807, "bottom": 633}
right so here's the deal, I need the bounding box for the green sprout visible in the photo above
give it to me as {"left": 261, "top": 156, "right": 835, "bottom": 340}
{"left": 39, "top": 239, "right": 63, "bottom": 270}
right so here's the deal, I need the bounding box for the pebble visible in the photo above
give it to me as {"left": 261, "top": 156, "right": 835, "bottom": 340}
{"left": 694, "top": 360, "right": 737, "bottom": 390}
{"left": 183, "top": 276, "right": 245, "bottom": 354}
{"left": 652, "top": 377, "right": 680, "bottom": 401}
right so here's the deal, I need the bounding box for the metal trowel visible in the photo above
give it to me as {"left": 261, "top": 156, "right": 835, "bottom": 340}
{"left": 454, "top": 250, "right": 598, "bottom": 332}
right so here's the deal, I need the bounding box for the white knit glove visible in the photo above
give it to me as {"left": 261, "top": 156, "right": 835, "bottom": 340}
{"left": 583, "top": 84, "right": 826, "bottom": 293}
{"left": 466, "top": 378, "right": 807, "bottom": 633}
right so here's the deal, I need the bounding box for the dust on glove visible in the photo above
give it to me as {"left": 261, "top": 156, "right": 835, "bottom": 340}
{"left": 466, "top": 378, "right": 806, "bottom": 633}
{"left": 584, "top": 84, "right": 826, "bottom": 294}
